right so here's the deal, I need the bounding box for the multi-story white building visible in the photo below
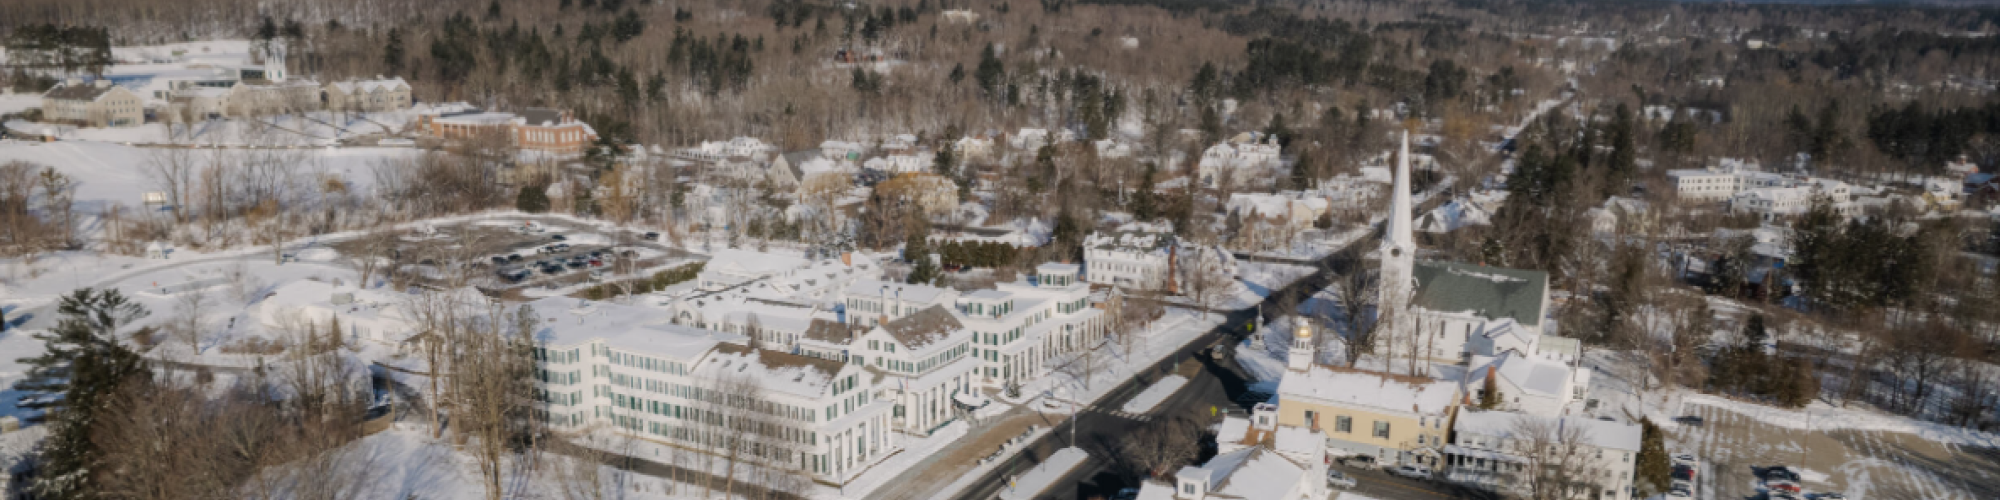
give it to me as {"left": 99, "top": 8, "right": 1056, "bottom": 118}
{"left": 526, "top": 297, "right": 900, "bottom": 486}
{"left": 1665, "top": 159, "right": 1784, "bottom": 202}
{"left": 1444, "top": 410, "right": 1642, "bottom": 500}
{"left": 1084, "top": 224, "right": 1179, "bottom": 292}
{"left": 1197, "top": 133, "right": 1283, "bottom": 189}
{"left": 844, "top": 280, "right": 959, "bottom": 329}
{"left": 957, "top": 263, "right": 1106, "bottom": 390}
{"left": 851, "top": 305, "right": 981, "bottom": 436}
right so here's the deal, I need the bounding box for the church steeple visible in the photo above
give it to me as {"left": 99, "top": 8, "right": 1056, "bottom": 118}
{"left": 1287, "top": 316, "right": 1316, "bottom": 371}
{"left": 1378, "top": 131, "right": 1417, "bottom": 334}
{"left": 1385, "top": 131, "right": 1415, "bottom": 253}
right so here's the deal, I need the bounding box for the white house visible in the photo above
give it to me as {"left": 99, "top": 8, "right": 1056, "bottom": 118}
{"left": 852, "top": 305, "right": 981, "bottom": 436}
{"left": 1444, "top": 410, "right": 1642, "bottom": 500}
{"left": 1134, "top": 443, "right": 1327, "bottom": 500}
{"left": 1665, "top": 159, "right": 1782, "bottom": 202}
{"left": 844, "top": 280, "right": 960, "bottom": 329}
{"left": 956, "top": 263, "right": 1105, "bottom": 390}
{"left": 1460, "top": 350, "right": 1591, "bottom": 418}
{"left": 1084, "top": 223, "right": 1179, "bottom": 292}
{"left": 1197, "top": 134, "right": 1282, "bottom": 189}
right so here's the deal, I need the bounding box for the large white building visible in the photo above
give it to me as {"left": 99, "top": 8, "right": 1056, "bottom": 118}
{"left": 1084, "top": 223, "right": 1179, "bottom": 292}
{"left": 851, "top": 305, "right": 981, "bottom": 436}
{"left": 1444, "top": 410, "right": 1642, "bottom": 500}
{"left": 526, "top": 297, "right": 900, "bottom": 486}
{"left": 1665, "top": 159, "right": 1784, "bottom": 202}
{"left": 958, "top": 263, "right": 1106, "bottom": 390}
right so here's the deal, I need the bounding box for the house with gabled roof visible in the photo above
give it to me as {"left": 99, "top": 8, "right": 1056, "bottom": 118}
{"left": 323, "top": 77, "right": 411, "bottom": 112}
{"left": 853, "top": 305, "right": 981, "bottom": 435}
{"left": 41, "top": 79, "right": 143, "bottom": 127}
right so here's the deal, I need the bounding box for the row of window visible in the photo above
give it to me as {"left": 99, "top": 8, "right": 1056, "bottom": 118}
{"left": 874, "top": 343, "right": 969, "bottom": 375}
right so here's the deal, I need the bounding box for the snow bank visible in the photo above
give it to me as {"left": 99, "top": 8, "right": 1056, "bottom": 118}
{"left": 1122, "top": 375, "right": 1188, "bottom": 414}
{"left": 997, "top": 447, "right": 1090, "bottom": 500}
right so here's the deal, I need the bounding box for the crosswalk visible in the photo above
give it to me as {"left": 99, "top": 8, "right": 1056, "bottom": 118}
{"left": 1083, "top": 404, "right": 1154, "bottom": 422}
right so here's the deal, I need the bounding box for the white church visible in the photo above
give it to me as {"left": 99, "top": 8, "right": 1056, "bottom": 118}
{"left": 1369, "top": 132, "right": 1589, "bottom": 418}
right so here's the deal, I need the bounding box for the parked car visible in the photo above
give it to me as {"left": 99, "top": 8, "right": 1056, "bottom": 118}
{"left": 1666, "top": 486, "right": 1694, "bottom": 500}
{"left": 1767, "top": 480, "right": 1802, "bottom": 494}
{"left": 1341, "top": 455, "right": 1377, "bottom": 469}
{"left": 643, "top": 231, "right": 660, "bottom": 240}
{"left": 491, "top": 256, "right": 509, "bottom": 265}
{"left": 1806, "top": 494, "right": 1847, "bottom": 500}
{"left": 1325, "top": 470, "right": 1357, "bottom": 488}
{"left": 1672, "top": 453, "right": 1697, "bottom": 466}
{"left": 551, "top": 234, "right": 567, "bottom": 241}
{"left": 1672, "top": 464, "right": 1697, "bottom": 481}
{"left": 1766, "top": 466, "right": 1801, "bottom": 483}
{"left": 1390, "top": 465, "right": 1432, "bottom": 480}
{"left": 1674, "top": 415, "right": 1705, "bottom": 426}
{"left": 1111, "top": 488, "right": 1139, "bottom": 500}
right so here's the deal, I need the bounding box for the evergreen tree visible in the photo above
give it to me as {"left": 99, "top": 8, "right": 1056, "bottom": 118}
{"left": 21, "top": 288, "right": 150, "bottom": 500}
{"left": 908, "top": 252, "right": 941, "bottom": 285}
{"left": 1743, "top": 313, "right": 1768, "bottom": 348}
{"left": 1289, "top": 148, "right": 1312, "bottom": 191}
{"left": 974, "top": 43, "right": 1005, "bottom": 97}
{"left": 257, "top": 16, "right": 279, "bottom": 40}
{"left": 948, "top": 63, "right": 965, "bottom": 85}
{"left": 487, "top": 0, "right": 503, "bottom": 19}
{"left": 383, "top": 29, "right": 405, "bottom": 77}
{"left": 517, "top": 185, "right": 551, "bottom": 213}
{"left": 1636, "top": 418, "right": 1672, "bottom": 494}
{"left": 1132, "top": 162, "right": 1159, "bottom": 220}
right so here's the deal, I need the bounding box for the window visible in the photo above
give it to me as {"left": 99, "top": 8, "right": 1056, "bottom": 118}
{"left": 1335, "top": 416, "right": 1352, "bottom": 433}
{"left": 1373, "top": 421, "right": 1390, "bottom": 438}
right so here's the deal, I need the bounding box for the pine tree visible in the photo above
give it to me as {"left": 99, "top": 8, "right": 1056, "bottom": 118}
{"left": 383, "top": 28, "right": 405, "bottom": 76}
{"left": 1636, "top": 418, "right": 1672, "bottom": 494}
{"left": 22, "top": 288, "right": 150, "bottom": 500}
{"left": 908, "top": 253, "right": 941, "bottom": 285}
{"left": 949, "top": 63, "right": 966, "bottom": 85}
{"left": 517, "top": 185, "right": 551, "bottom": 213}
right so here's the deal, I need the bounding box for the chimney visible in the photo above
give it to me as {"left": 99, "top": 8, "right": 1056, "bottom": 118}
{"left": 65, "top": 77, "right": 83, "bottom": 87}
{"left": 841, "top": 251, "right": 853, "bottom": 266}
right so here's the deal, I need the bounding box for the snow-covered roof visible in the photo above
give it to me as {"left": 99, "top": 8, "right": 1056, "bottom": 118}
{"left": 1277, "top": 366, "right": 1458, "bottom": 416}
{"left": 706, "top": 248, "right": 813, "bottom": 278}
{"left": 1465, "top": 351, "right": 1570, "bottom": 398}
{"left": 1411, "top": 261, "right": 1547, "bottom": 327}
{"left": 845, "top": 279, "right": 954, "bottom": 304}
{"left": 693, "top": 343, "right": 848, "bottom": 398}
{"left": 1453, "top": 410, "right": 1642, "bottom": 452}
{"left": 525, "top": 297, "right": 734, "bottom": 361}
{"left": 330, "top": 77, "right": 409, "bottom": 94}
{"left": 875, "top": 305, "right": 965, "bottom": 350}
{"left": 1182, "top": 446, "right": 1309, "bottom": 499}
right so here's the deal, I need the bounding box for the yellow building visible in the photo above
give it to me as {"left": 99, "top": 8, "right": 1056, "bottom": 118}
{"left": 1273, "top": 320, "right": 1461, "bottom": 468}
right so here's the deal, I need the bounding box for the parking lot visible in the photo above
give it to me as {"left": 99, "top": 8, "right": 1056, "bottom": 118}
{"left": 326, "top": 217, "right": 692, "bottom": 293}
{"left": 1667, "top": 399, "right": 2000, "bottom": 500}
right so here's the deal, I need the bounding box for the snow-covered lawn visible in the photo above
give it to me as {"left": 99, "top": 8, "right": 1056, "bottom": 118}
{"left": 996, "top": 447, "right": 1090, "bottom": 500}
{"left": 0, "top": 140, "right": 418, "bottom": 212}
{"left": 1122, "top": 375, "right": 1188, "bottom": 414}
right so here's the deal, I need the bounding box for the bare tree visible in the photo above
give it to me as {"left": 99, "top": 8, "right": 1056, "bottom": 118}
{"left": 1512, "top": 416, "right": 1606, "bottom": 500}
{"left": 448, "top": 302, "right": 539, "bottom": 500}
{"left": 172, "top": 288, "right": 213, "bottom": 351}
{"left": 144, "top": 147, "right": 201, "bottom": 225}
{"left": 1327, "top": 251, "right": 1380, "bottom": 366}
{"left": 340, "top": 228, "right": 397, "bottom": 289}
{"left": 1052, "top": 338, "right": 1109, "bottom": 392}
{"left": 1179, "top": 249, "right": 1235, "bottom": 321}
{"left": 1117, "top": 413, "right": 1206, "bottom": 479}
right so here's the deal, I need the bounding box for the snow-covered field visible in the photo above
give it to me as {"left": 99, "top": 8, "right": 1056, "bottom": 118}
{"left": 1122, "top": 375, "right": 1188, "bottom": 414}
{"left": 0, "top": 139, "right": 419, "bottom": 210}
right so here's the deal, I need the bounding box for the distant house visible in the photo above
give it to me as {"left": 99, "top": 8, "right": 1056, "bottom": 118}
{"left": 1445, "top": 410, "right": 1642, "bottom": 500}
{"left": 324, "top": 77, "right": 412, "bottom": 113}
{"left": 165, "top": 87, "right": 229, "bottom": 121}
{"left": 1198, "top": 133, "right": 1282, "bottom": 189}
{"left": 222, "top": 79, "right": 321, "bottom": 117}
{"left": 417, "top": 106, "right": 597, "bottom": 154}
{"left": 42, "top": 79, "right": 144, "bottom": 127}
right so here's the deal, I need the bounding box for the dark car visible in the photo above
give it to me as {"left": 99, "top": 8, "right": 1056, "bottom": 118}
{"left": 1672, "top": 464, "right": 1696, "bottom": 481}
{"left": 491, "top": 256, "right": 508, "bottom": 265}
{"left": 507, "top": 254, "right": 523, "bottom": 262}
{"left": 566, "top": 260, "right": 585, "bottom": 269}
{"left": 644, "top": 231, "right": 661, "bottom": 240}
{"left": 1673, "top": 415, "right": 1704, "bottom": 426}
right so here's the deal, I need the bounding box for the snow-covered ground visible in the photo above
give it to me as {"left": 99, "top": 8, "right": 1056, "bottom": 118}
{"left": 996, "top": 447, "right": 1089, "bottom": 500}
{"left": 1122, "top": 375, "right": 1188, "bottom": 414}
{"left": 0, "top": 140, "right": 418, "bottom": 211}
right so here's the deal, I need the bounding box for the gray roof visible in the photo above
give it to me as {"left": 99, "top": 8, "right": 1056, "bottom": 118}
{"left": 878, "top": 305, "right": 963, "bottom": 350}
{"left": 1411, "top": 261, "right": 1547, "bottom": 326}
{"left": 520, "top": 107, "right": 565, "bottom": 126}
{"left": 803, "top": 318, "right": 858, "bottom": 345}
{"left": 43, "top": 83, "right": 119, "bottom": 102}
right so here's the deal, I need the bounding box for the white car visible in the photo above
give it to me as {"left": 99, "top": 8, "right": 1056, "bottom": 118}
{"left": 1325, "top": 470, "right": 1357, "bottom": 488}
{"left": 1390, "top": 465, "right": 1432, "bottom": 480}
{"left": 1672, "top": 453, "right": 1698, "bottom": 466}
